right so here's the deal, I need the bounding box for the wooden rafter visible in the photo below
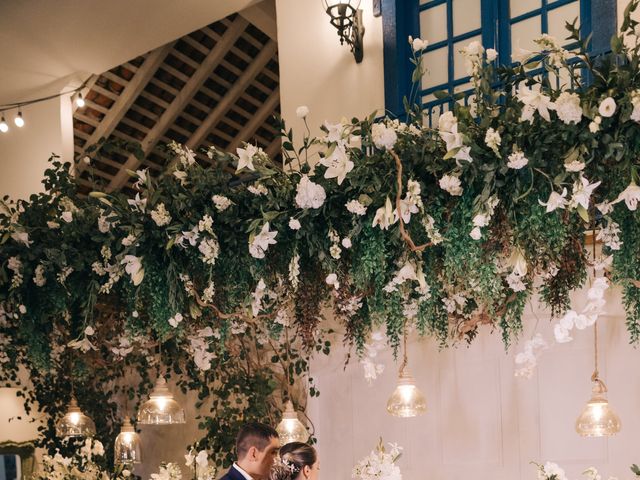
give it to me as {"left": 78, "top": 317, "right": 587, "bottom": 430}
{"left": 106, "top": 16, "right": 249, "bottom": 191}
{"left": 226, "top": 87, "right": 280, "bottom": 153}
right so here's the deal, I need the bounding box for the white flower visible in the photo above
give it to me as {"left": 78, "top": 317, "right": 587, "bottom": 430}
{"left": 371, "top": 123, "right": 398, "bottom": 150}
{"left": 589, "top": 120, "right": 600, "bottom": 133}
{"left": 247, "top": 183, "right": 268, "bottom": 196}
{"left": 410, "top": 37, "right": 429, "bottom": 52}
{"left": 346, "top": 199, "right": 367, "bottom": 216}
{"left": 121, "top": 255, "right": 144, "bottom": 286}
{"left": 198, "top": 215, "right": 214, "bottom": 234}
{"left": 127, "top": 193, "right": 147, "bottom": 212}
{"left": 372, "top": 197, "right": 397, "bottom": 230}
{"left": 198, "top": 237, "right": 220, "bottom": 265}
{"left": 122, "top": 234, "right": 137, "bottom": 247}
{"left": 538, "top": 188, "right": 568, "bottom": 212}
{"left": 195, "top": 450, "right": 209, "bottom": 468}
{"left": 486, "top": 48, "right": 498, "bottom": 61}
{"left": 342, "top": 237, "right": 352, "bottom": 248}
{"left": 251, "top": 279, "right": 267, "bottom": 316}
{"left": 18, "top": 305, "right": 27, "bottom": 314}
{"left": 295, "top": 175, "right": 326, "bottom": 209}
{"left": 296, "top": 105, "right": 309, "bottom": 119}
{"left": 325, "top": 273, "right": 339, "bottom": 289}
{"left": 570, "top": 175, "right": 600, "bottom": 210}
{"left": 472, "top": 213, "right": 489, "bottom": 227}
{"left": 249, "top": 222, "right": 278, "bottom": 259}
{"left": 564, "top": 159, "right": 585, "bottom": 172}
{"left": 464, "top": 40, "right": 484, "bottom": 56}
{"left": 324, "top": 120, "right": 349, "bottom": 144}
{"left": 470, "top": 226, "right": 482, "bottom": 240}
{"left": 596, "top": 201, "right": 614, "bottom": 215}
{"left": 554, "top": 92, "right": 583, "bottom": 124}
{"left": 33, "top": 264, "right": 46, "bottom": 286}
{"left": 614, "top": 181, "right": 640, "bottom": 210}
{"left": 438, "top": 111, "right": 457, "bottom": 133}
{"left": 236, "top": 144, "right": 262, "bottom": 172}
{"left": 598, "top": 97, "right": 617, "bottom": 118}
{"left": 168, "top": 313, "right": 184, "bottom": 328}
{"left": 484, "top": 128, "right": 501, "bottom": 153}
{"left": 10, "top": 231, "right": 32, "bottom": 247}
{"left": 61, "top": 211, "right": 73, "bottom": 223}
{"left": 631, "top": 91, "right": 640, "bottom": 122}
{"left": 507, "top": 150, "right": 528, "bottom": 169}
{"left": 289, "top": 218, "right": 301, "bottom": 230}
{"left": 554, "top": 320, "right": 573, "bottom": 343}
{"left": 97, "top": 215, "right": 110, "bottom": 233}
{"left": 150, "top": 203, "right": 172, "bottom": 227}
{"left": 330, "top": 244, "right": 341, "bottom": 259}
{"left": 288, "top": 254, "right": 300, "bottom": 290}
{"left": 506, "top": 271, "right": 527, "bottom": 292}
{"left": 212, "top": 195, "right": 233, "bottom": 212}
{"left": 517, "top": 85, "right": 555, "bottom": 122}
{"left": 47, "top": 221, "right": 60, "bottom": 229}
{"left": 177, "top": 226, "right": 199, "bottom": 247}
{"left": 439, "top": 174, "right": 463, "bottom": 196}
{"left": 320, "top": 144, "right": 354, "bottom": 184}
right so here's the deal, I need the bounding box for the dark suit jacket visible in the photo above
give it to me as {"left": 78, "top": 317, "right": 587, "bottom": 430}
{"left": 219, "top": 465, "right": 250, "bottom": 480}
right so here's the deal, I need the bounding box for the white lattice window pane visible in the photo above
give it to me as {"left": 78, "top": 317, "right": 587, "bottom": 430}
{"left": 511, "top": 16, "right": 540, "bottom": 53}
{"left": 548, "top": 2, "right": 580, "bottom": 41}
{"left": 419, "top": 4, "right": 448, "bottom": 44}
{"left": 452, "top": 0, "right": 481, "bottom": 36}
{"left": 423, "top": 48, "right": 449, "bottom": 89}
{"left": 510, "top": 0, "right": 541, "bottom": 18}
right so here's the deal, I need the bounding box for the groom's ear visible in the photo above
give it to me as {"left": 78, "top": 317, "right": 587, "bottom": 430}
{"left": 247, "top": 445, "right": 259, "bottom": 462}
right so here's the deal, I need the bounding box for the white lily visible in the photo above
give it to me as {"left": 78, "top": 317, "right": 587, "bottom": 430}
{"left": 249, "top": 222, "right": 278, "bottom": 259}
{"left": 320, "top": 145, "right": 354, "bottom": 184}
{"left": 570, "top": 175, "right": 601, "bottom": 210}
{"left": 121, "top": 255, "right": 144, "bottom": 286}
{"left": 538, "top": 188, "right": 568, "bottom": 212}
{"left": 372, "top": 197, "right": 397, "bottom": 230}
{"left": 517, "top": 85, "right": 555, "bottom": 122}
{"left": 614, "top": 181, "right": 640, "bottom": 210}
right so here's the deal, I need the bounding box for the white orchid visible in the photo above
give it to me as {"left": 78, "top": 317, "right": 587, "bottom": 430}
{"left": 517, "top": 85, "right": 555, "bottom": 122}
{"left": 614, "top": 181, "right": 640, "bottom": 210}
{"left": 372, "top": 197, "right": 397, "bottom": 230}
{"left": 249, "top": 222, "right": 278, "bottom": 259}
{"left": 236, "top": 144, "right": 263, "bottom": 172}
{"left": 538, "top": 188, "right": 568, "bottom": 212}
{"left": 570, "top": 175, "right": 601, "bottom": 210}
{"left": 320, "top": 144, "right": 354, "bottom": 184}
{"left": 121, "top": 255, "right": 144, "bottom": 286}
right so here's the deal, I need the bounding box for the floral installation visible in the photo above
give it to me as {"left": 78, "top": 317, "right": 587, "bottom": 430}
{"left": 352, "top": 439, "right": 402, "bottom": 480}
{"left": 534, "top": 461, "right": 629, "bottom": 480}
{"left": 151, "top": 463, "right": 183, "bottom": 480}
{"left": 34, "top": 438, "right": 131, "bottom": 480}
{"left": 3, "top": 1, "right": 640, "bottom": 468}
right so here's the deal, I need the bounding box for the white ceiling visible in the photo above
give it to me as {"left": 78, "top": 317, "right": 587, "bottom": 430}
{"left": 0, "top": 0, "right": 262, "bottom": 104}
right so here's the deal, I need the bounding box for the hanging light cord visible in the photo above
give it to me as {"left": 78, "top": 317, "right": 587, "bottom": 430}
{"left": 0, "top": 75, "right": 93, "bottom": 113}
{"left": 590, "top": 224, "right": 606, "bottom": 392}
{"left": 399, "top": 323, "right": 408, "bottom": 375}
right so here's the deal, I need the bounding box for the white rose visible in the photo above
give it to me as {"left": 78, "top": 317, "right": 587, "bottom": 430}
{"left": 470, "top": 226, "right": 482, "bottom": 240}
{"left": 371, "top": 123, "right": 398, "bottom": 150}
{"left": 61, "top": 211, "right": 73, "bottom": 223}
{"left": 598, "top": 97, "right": 616, "bottom": 118}
{"left": 439, "top": 174, "right": 463, "bottom": 196}
{"left": 289, "top": 218, "right": 301, "bottom": 230}
{"left": 486, "top": 48, "right": 498, "bottom": 61}
{"left": 341, "top": 237, "right": 352, "bottom": 248}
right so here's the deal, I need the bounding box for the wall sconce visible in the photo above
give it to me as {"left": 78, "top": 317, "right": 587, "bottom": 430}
{"left": 322, "top": 0, "right": 365, "bottom": 63}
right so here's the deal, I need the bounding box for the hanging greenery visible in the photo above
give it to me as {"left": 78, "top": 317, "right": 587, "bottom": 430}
{"left": 3, "top": 0, "right": 640, "bottom": 469}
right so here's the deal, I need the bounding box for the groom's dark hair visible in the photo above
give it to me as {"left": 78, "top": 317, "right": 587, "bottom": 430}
{"left": 236, "top": 421, "right": 278, "bottom": 459}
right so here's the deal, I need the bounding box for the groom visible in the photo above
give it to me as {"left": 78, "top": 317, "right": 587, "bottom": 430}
{"left": 219, "top": 422, "right": 281, "bottom": 480}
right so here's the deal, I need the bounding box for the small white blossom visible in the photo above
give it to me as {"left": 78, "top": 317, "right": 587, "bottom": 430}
{"left": 168, "top": 313, "right": 184, "bottom": 328}
{"left": 296, "top": 105, "right": 309, "bottom": 118}
{"left": 439, "top": 174, "right": 463, "bottom": 196}
{"left": 247, "top": 183, "right": 268, "bottom": 196}
{"left": 486, "top": 48, "right": 498, "bottom": 61}
{"left": 507, "top": 150, "right": 528, "bottom": 169}
{"left": 346, "top": 199, "right": 367, "bottom": 216}
{"left": 150, "top": 203, "right": 172, "bottom": 227}
{"left": 249, "top": 222, "right": 278, "bottom": 259}
{"left": 554, "top": 92, "right": 583, "bottom": 124}
{"left": 295, "top": 175, "right": 326, "bottom": 209}
{"left": 289, "top": 218, "right": 301, "bottom": 230}
{"left": 212, "top": 195, "right": 233, "bottom": 212}
{"left": 614, "top": 181, "right": 640, "bottom": 210}
{"left": 598, "top": 97, "right": 617, "bottom": 118}
{"left": 325, "top": 273, "right": 339, "bottom": 289}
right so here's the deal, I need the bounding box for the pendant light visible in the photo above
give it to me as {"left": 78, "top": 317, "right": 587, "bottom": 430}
{"left": 575, "top": 320, "right": 621, "bottom": 437}
{"left": 55, "top": 397, "right": 96, "bottom": 438}
{"left": 276, "top": 400, "right": 310, "bottom": 443}
{"left": 114, "top": 416, "right": 142, "bottom": 465}
{"left": 137, "top": 376, "right": 185, "bottom": 425}
{"left": 387, "top": 326, "right": 426, "bottom": 417}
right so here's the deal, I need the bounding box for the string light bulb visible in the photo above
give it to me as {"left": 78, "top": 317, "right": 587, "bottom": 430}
{"left": 75, "top": 93, "right": 85, "bottom": 108}
{"left": 276, "top": 400, "right": 310, "bottom": 443}
{"left": 137, "top": 376, "right": 185, "bottom": 425}
{"left": 14, "top": 110, "right": 24, "bottom": 128}
{"left": 114, "top": 416, "right": 142, "bottom": 465}
{"left": 0, "top": 116, "right": 8, "bottom": 133}
{"left": 55, "top": 397, "right": 96, "bottom": 438}
{"left": 386, "top": 327, "right": 427, "bottom": 417}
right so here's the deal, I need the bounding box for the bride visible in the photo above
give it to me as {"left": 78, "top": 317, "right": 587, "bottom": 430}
{"left": 270, "top": 442, "right": 320, "bottom": 480}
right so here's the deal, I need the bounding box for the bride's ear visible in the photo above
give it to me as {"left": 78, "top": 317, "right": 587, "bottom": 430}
{"left": 302, "top": 465, "right": 312, "bottom": 479}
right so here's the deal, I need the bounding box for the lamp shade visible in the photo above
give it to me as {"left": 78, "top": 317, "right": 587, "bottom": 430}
{"left": 55, "top": 397, "right": 96, "bottom": 438}
{"left": 276, "top": 400, "right": 309, "bottom": 443}
{"left": 137, "top": 377, "right": 185, "bottom": 425}
{"left": 386, "top": 368, "right": 427, "bottom": 418}
{"left": 115, "top": 416, "right": 142, "bottom": 465}
{"left": 575, "top": 381, "right": 621, "bottom": 437}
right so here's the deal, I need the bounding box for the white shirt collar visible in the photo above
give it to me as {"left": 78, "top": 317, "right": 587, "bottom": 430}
{"left": 233, "top": 463, "right": 254, "bottom": 480}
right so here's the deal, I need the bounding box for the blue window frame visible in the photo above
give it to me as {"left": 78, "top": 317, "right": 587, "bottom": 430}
{"left": 382, "top": 0, "right": 616, "bottom": 118}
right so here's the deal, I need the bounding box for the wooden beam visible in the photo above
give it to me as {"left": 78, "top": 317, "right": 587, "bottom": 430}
{"left": 106, "top": 17, "right": 248, "bottom": 191}
{"left": 226, "top": 87, "right": 279, "bottom": 153}
{"left": 185, "top": 41, "right": 276, "bottom": 151}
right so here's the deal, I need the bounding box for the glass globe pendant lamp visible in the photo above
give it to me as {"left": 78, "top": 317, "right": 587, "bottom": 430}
{"left": 387, "top": 327, "right": 427, "bottom": 417}
{"left": 276, "top": 400, "right": 310, "bottom": 443}
{"left": 137, "top": 376, "right": 185, "bottom": 425}
{"left": 575, "top": 318, "right": 621, "bottom": 437}
{"left": 55, "top": 397, "right": 96, "bottom": 438}
{"left": 114, "top": 416, "right": 142, "bottom": 465}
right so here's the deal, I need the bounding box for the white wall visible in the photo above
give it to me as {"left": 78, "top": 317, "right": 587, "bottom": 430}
{"left": 308, "top": 285, "right": 640, "bottom": 480}
{"left": 275, "top": 0, "right": 385, "bottom": 136}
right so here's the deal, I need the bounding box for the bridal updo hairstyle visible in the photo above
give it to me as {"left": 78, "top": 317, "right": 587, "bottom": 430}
{"left": 270, "top": 442, "right": 317, "bottom": 480}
